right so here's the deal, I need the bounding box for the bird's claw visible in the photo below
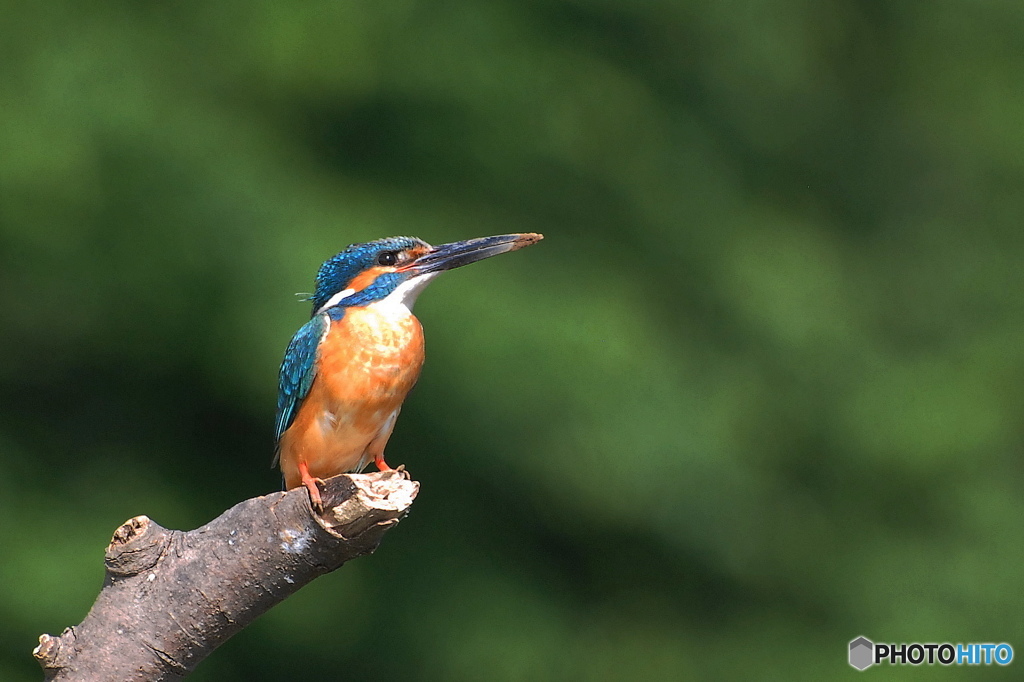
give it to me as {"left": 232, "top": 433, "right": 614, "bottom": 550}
{"left": 303, "top": 476, "right": 325, "bottom": 513}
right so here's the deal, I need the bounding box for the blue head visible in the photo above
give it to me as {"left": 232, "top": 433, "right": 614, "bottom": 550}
{"left": 309, "top": 233, "right": 544, "bottom": 316}
{"left": 311, "top": 236, "right": 427, "bottom": 314}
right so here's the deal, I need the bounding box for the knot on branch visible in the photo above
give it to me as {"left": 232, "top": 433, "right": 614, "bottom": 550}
{"left": 34, "top": 628, "right": 76, "bottom": 673}
{"left": 105, "top": 515, "right": 174, "bottom": 576}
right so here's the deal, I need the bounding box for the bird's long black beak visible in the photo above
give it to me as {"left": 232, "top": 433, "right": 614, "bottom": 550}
{"left": 406, "top": 233, "right": 543, "bottom": 274}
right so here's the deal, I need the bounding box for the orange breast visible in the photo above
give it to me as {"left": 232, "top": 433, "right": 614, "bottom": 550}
{"left": 278, "top": 306, "right": 425, "bottom": 489}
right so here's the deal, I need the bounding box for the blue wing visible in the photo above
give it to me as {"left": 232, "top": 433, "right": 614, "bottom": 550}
{"left": 272, "top": 313, "right": 329, "bottom": 463}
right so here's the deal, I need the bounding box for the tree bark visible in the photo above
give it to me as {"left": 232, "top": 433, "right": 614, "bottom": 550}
{"left": 33, "top": 469, "right": 418, "bottom": 681}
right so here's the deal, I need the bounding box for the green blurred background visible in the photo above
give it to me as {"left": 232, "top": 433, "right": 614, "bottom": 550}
{"left": 2, "top": 1, "right": 1022, "bottom": 680}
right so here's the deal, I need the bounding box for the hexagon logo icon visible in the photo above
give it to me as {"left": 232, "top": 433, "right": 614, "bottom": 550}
{"left": 849, "top": 636, "right": 874, "bottom": 670}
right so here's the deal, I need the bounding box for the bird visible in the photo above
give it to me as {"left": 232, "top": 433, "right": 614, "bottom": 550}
{"left": 274, "top": 232, "right": 543, "bottom": 510}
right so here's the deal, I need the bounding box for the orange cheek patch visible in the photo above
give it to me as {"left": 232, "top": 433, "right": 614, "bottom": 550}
{"left": 347, "top": 266, "right": 396, "bottom": 293}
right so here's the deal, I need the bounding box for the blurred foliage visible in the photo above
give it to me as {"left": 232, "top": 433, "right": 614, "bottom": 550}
{"left": 2, "top": 1, "right": 1023, "bottom": 680}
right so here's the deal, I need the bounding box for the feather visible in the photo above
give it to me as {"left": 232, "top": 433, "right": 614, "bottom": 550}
{"left": 271, "top": 312, "right": 331, "bottom": 465}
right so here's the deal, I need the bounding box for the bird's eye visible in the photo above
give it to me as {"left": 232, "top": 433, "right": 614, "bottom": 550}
{"left": 377, "top": 251, "right": 399, "bottom": 266}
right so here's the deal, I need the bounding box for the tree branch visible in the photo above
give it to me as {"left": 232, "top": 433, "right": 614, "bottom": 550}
{"left": 33, "top": 470, "right": 419, "bottom": 681}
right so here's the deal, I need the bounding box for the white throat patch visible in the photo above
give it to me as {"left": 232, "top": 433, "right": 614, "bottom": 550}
{"left": 371, "top": 273, "right": 439, "bottom": 316}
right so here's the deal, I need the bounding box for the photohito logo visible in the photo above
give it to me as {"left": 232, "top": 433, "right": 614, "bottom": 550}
{"left": 848, "top": 636, "right": 1013, "bottom": 670}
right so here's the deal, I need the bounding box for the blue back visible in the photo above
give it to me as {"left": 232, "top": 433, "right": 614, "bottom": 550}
{"left": 274, "top": 313, "right": 328, "bottom": 452}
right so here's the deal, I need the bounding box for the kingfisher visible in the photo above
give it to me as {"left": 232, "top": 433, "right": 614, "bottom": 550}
{"left": 274, "top": 232, "right": 543, "bottom": 510}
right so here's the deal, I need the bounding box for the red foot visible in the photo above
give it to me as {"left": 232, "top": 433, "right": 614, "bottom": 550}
{"left": 374, "top": 454, "right": 393, "bottom": 471}
{"left": 297, "top": 460, "right": 325, "bottom": 512}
